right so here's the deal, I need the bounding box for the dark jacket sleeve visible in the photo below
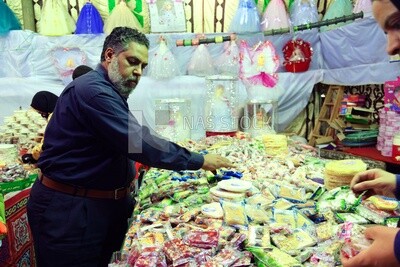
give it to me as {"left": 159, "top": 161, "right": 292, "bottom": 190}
{"left": 395, "top": 230, "right": 400, "bottom": 264}
{"left": 395, "top": 175, "right": 400, "bottom": 200}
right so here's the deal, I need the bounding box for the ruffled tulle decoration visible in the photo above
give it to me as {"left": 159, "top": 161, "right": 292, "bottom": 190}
{"left": 261, "top": 0, "right": 290, "bottom": 31}
{"left": 38, "top": 0, "right": 76, "bottom": 36}
{"left": 229, "top": 0, "right": 261, "bottom": 33}
{"left": 0, "top": 1, "right": 21, "bottom": 35}
{"left": 104, "top": 0, "right": 143, "bottom": 34}
{"left": 239, "top": 40, "right": 279, "bottom": 88}
{"left": 75, "top": 1, "right": 104, "bottom": 34}
{"left": 214, "top": 41, "right": 240, "bottom": 76}
{"left": 51, "top": 47, "right": 87, "bottom": 85}
{"left": 147, "top": 37, "right": 180, "bottom": 80}
{"left": 290, "top": 0, "right": 319, "bottom": 26}
{"left": 320, "top": 0, "right": 353, "bottom": 31}
{"left": 353, "top": 0, "right": 372, "bottom": 14}
{"left": 187, "top": 44, "right": 215, "bottom": 76}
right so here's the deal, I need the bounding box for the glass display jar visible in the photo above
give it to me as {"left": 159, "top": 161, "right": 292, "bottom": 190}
{"left": 204, "top": 75, "right": 239, "bottom": 136}
{"left": 242, "top": 99, "right": 278, "bottom": 137}
{"left": 154, "top": 98, "right": 191, "bottom": 142}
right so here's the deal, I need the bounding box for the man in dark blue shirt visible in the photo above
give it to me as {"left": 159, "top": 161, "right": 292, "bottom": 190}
{"left": 27, "top": 27, "right": 234, "bottom": 267}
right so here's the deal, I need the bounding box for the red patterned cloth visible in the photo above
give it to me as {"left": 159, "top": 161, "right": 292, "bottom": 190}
{"left": 0, "top": 188, "right": 35, "bottom": 267}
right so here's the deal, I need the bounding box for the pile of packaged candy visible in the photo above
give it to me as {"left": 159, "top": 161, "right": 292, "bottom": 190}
{"left": 109, "top": 136, "right": 399, "bottom": 267}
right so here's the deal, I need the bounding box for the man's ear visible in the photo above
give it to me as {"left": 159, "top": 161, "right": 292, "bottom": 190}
{"left": 104, "top": 48, "right": 114, "bottom": 63}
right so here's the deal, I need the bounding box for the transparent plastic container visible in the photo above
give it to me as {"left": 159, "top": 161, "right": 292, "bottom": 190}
{"left": 242, "top": 99, "right": 278, "bottom": 137}
{"left": 154, "top": 98, "right": 191, "bottom": 142}
{"left": 204, "top": 75, "right": 239, "bottom": 136}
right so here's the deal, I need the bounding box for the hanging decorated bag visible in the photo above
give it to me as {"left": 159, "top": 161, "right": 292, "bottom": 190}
{"left": 353, "top": 0, "right": 372, "bottom": 14}
{"left": 104, "top": 0, "right": 143, "bottom": 34}
{"left": 282, "top": 38, "right": 313, "bottom": 72}
{"left": 0, "top": 1, "right": 21, "bottom": 35}
{"left": 51, "top": 47, "right": 88, "bottom": 85}
{"left": 239, "top": 40, "right": 279, "bottom": 88}
{"left": 320, "top": 0, "right": 353, "bottom": 31}
{"left": 289, "top": 0, "right": 319, "bottom": 26}
{"left": 261, "top": 0, "right": 290, "bottom": 31}
{"left": 38, "top": 0, "right": 76, "bottom": 36}
{"left": 147, "top": 0, "right": 186, "bottom": 33}
{"left": 214, "top": 40, "right": 240, "bottom": 76}
{"left": 229, "top": 0, "right": 261, "bottom": 33}
{"left": 187, "top": 44, "right": 215, "bottom": 77}
{"left": 75, "top": 1, "right": 104, "bottom": 34}
{"left": 147, "top": 36, "right": 180, "bottom": 79}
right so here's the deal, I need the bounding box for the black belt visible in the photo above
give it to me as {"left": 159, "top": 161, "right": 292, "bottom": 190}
{"left": 39, "top": 175, "right": 129, "bottom": 200}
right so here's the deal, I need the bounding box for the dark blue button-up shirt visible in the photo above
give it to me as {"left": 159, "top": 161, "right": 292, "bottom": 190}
{"left": 38, "top": 64, "right": 204, "bottom": 190}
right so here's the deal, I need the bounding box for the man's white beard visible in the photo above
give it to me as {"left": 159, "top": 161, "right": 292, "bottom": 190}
{"left": 108, "top": 58, "right": 135, "bottom": 98}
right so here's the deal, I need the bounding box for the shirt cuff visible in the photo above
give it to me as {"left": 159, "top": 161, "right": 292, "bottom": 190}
{"left": 395, "top": 175, "right": 400, "bottom": 200}
{"left": 394, "top": 230, "right": 400, "bottom": 264}
{"left": 186, "top": 152, "right": 204, "bottom": 170}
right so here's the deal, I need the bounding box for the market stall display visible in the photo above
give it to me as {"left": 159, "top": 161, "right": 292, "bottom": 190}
{"left": 108, "top": 135, "right": 394, "bottom": 266}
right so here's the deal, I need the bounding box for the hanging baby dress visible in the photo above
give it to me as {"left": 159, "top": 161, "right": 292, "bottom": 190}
{"left": 320, "top": 0, "right": 353, "bottom": 31}
{"left": 104, "top": 0, "right": 143, "bottom": 34}
{"left": 229, "top": 0, "right": 261, "bottom": 33}
{"left": 38, "top": 0, "right": 76, "bottom": 36}
{"left": 75, "top": 1, "right": 104, "bottom": 34}
{"left": 261, "top": 0, "right": 290, "bottom": 31}
{"left": 147, "top": 37, "right": 180, "bottom": 79}
{"left": 0, "top": 1, "right": 21, "bottom": 35}
{"left": 290, "top": 0, "right": 319, "bottom": 26}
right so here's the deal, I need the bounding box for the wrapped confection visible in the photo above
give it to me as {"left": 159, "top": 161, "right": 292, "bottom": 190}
{"left": 324, "top": 159, "right": 367, "bottom": 190}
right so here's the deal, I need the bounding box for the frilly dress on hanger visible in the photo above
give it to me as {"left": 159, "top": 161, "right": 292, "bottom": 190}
{"left": 290, "top": 0, "right": 319, "bottom": 26}
{"left": 38, "top": 0, "right": 76, "bottom": 36}
{"left": 261, "top": 0, "right": 290, "bottom": 31}
{"left": 104, "top": 0, "right": 143, "bottom": 34}
{"left": 0, "top": 1, "right": 21, "bottom": 35}
{"left": 229, "top": 0, "right": 261, "bottom": 33}
{"left": 75, "top": 1, "right": 104, "bottom": 34}
{"left": 147, "top": 38, "right": 180, "bottom": 80}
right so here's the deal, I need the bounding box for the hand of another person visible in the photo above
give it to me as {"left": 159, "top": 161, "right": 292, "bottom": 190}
{"left": 350, "top": 169, "right": 396, "bottom": 198}
{"left": 201, "top": 154, "right": 235, "bottom": 172}
{"left": 341, "top": 226, "right": 400, "bottom": 267}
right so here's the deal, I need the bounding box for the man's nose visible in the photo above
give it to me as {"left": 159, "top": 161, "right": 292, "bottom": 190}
{"left": 133, "top": 66, "right": 143, "bottom": 76}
